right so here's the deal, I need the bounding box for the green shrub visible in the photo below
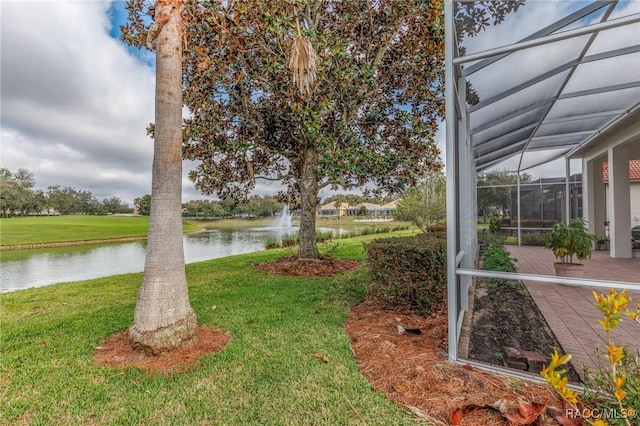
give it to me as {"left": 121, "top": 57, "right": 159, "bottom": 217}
{"left": 281, "top": 233, "right": 299, "bottom": 247}
{"left": 315, "top": 230, "right": 334, "bottom": 243}
{"left": 481, "top": 240, "right": 517, "bottom": 272}
{"left": 365, "top": 234, "right": 447, "bottom": 315}
{"left": 488, "top": 214, "right": 502, "bottom": 234}
{"left": 265, "top": 236, "right": 279, "bottom": 249}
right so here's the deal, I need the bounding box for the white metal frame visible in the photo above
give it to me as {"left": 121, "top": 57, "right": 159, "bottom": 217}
{"left": 445, "top": 0, "right": 640, "bottom": 370}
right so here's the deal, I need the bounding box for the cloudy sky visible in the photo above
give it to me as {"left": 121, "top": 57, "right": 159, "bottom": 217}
{"left": 7, "top": 1, "right": 626, "bottom": 206}
{"left": 1, "top": 0, "right": 295, "bottom": 205}
{"left": 0, "top": 0, "right": 446, "bottom": 206}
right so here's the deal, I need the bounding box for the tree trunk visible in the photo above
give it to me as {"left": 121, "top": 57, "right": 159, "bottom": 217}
{"left": 298, "top": 147, "right": 319, "bottom": 259}
{"left": 129, "top": 0, "right": 196, "bottom": 355}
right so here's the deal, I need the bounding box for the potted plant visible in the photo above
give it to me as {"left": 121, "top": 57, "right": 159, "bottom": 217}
{"left": 545, "top": 218, "right": 597, "bottom": 277}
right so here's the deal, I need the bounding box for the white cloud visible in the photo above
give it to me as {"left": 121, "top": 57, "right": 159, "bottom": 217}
{"left": 1, "top": 1, "right": 155, "bottom": 205}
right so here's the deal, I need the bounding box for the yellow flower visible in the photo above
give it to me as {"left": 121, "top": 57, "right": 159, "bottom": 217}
{"left": 614, "top": 388, "right": 627, "bottom": 401}
{"left": 606, "top": 344, "right": 624, "bottom": 364}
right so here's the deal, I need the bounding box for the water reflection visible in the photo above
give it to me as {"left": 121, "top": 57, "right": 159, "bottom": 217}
{"left": 0, "top": 228, "right": 294, "bottom": 292}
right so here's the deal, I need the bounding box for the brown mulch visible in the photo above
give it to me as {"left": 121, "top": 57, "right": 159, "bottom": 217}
{"left": 345, "top": 298, "right": 567, "bottom": 426}
{"left": 94, "top": 326, "right": 230, "bottom": 374}
{"left": 254, "top": 255, "right": 361, "bottom": 277}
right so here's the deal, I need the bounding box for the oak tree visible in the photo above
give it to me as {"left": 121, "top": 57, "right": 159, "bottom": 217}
{"left": 123, "top": 0, "right": 524, "bottom": 259}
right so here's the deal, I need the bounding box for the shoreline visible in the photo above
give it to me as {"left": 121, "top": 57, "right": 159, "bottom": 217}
{"left": 0, "top": 228, "right": 207, "bottom": 251}
{"left": 0, "top": 236, "right": 149, "bottom": 251}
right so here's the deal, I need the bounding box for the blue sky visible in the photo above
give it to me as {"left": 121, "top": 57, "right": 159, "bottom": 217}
{"left": 107, "top": 1, "right": 155, "bottom": 67}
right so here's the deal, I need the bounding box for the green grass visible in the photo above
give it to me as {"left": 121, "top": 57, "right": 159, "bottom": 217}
{"left": 0, "top": 216, "right": 200, "bottom": 246}
{"left": 1, "top": 235, "right": 416, "bottom": 425}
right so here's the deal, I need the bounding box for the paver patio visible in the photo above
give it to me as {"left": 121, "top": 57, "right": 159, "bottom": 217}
{"left": 505, "top": 245, "right": 640, "bottom": 379}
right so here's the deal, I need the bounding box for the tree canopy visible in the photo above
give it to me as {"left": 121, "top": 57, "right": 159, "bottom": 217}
{"left": 395, "top": 171, "right": 446, "bottom": 232}
{"left": 123, "top": 0, "right": 524, "bottom": 257}
{"left": 477, "top": 171, "right": 532, "bottom": 219}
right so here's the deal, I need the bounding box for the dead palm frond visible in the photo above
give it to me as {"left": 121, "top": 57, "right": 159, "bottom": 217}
{"left": 288, "top": 10, "right": 316, "bottom": 97}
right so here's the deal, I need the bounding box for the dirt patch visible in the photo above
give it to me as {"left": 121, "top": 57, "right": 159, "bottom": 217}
{"left": 345, "top": 298, "right": 566, "bottom": 425}
{"left": 94, "top": 326, "right": 230, "bottom": 374}
{"left": 468, "top": 277, "right": 581, "bottom": 382}
{"left": 254, "top": 255, "right": 360, "bottom": 277}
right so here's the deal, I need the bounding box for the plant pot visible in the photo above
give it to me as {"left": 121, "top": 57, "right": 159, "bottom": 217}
{"left": 553, "top": 262, "right": 584, "bottom": 278}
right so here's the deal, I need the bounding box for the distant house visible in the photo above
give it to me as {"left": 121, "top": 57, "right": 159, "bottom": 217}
{"left": 378, "top": 200, "right": 400, "bottom": 216}
{"left": 317, "top": 200, "right": 399, "bottom": 217}
{"left": 317, "top": 201, "right": 348, "bottom": 216}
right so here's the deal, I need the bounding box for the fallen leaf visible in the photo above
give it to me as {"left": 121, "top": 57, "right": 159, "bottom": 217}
{"left": 314, "top": 352, "right": 320, "bottom": 358}
{"left": 450, "top": 403, "right": 504, "bottom": 425}
{"left": 392, "top": 384, "right": 405, "bottom": 393}
{"left": 322, "top": 355, "right": 329, "bottom": 363}
{"left": 211, "top": 305, "right": 217, "bottom": 310}
{"left": 518, "top": 402, "right": 546, "bottom": 418}
{"left": 503, "top": 402, "right": 547, "bottom": 425}
{"left": 462, "top": 364, "right": 474, "bottom": 371}
{"left": 450, "top": 408, "right": 463, "bottom": 425}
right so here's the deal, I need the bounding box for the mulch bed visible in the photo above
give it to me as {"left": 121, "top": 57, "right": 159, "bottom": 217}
{"left": 254, "top": 255, "right": 361, "bottom": 277}
{"left": 468, "top": 277, "right": 581, "bottom": 383}
{"left": 94, "top": 326, "right": 230, "bottom": 374}
{"left": 345, "top": 298, "right": 568, "bottom": 426}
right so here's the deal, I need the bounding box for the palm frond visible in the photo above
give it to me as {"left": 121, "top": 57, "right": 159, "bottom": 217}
{"left": 288, "top": 36, "right": 317, "bottom": 97}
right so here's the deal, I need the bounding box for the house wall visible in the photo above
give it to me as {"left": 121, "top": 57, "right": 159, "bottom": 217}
{"left": 629, "top": 183, "right": 640, "bottom": 229}
{"left": 604, "top": 181, "right": 640, "bottom": 233}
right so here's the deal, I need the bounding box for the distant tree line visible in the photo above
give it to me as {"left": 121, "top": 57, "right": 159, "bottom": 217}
{"left": 179, "top": 195, "right": 283, "bottom": 219}
{"left": 1, "top": 168, "right": 132, "bottom": 217}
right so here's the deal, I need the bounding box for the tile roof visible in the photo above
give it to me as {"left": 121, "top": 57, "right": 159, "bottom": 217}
{"left": 602, "top": 160, "right": 640, "bottom": 182}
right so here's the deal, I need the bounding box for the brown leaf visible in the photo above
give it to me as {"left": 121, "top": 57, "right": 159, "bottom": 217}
{"left": 321, "top": 355, "right": 329, "bottom": 363}
{"left": 450, "top": 408, "right": 463, "bottom": 425}
{"left": 503, "top": 402, "right": 546, "bottom": 425}
{"left": 392, "top": 384, "right": 405, "bottom": 393}
{"left": 518, "top": 402, "right": 546, "bottom": 418}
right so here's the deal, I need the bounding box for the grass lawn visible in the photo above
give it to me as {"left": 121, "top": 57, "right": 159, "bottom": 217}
{"left": 1, "top": 234, "right": 417, "bottom": 425}
{"left": 0, "top": 215, "right": 200, "bottom": 246}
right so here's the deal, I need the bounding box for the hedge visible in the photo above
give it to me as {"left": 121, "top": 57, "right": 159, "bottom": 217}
{"left": 365, "top": 233, "right": 447, "bottom": 315}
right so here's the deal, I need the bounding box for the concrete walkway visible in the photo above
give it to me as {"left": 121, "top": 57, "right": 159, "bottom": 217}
{"left": 505, "top": 245, "right": 640, "bottom": 378}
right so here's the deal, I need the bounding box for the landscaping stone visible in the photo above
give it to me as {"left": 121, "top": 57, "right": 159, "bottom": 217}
{"left": 523, "top": 350, "right": 547, "bottom": 373}
{"left": 503, "top": 358, "right": 528, "bottom": 371}
{"left": 503, "top": 346, "right": 527, "bottom": 364}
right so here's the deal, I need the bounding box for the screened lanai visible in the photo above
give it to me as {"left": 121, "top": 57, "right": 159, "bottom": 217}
{"left": 444, "top": 0, "right": 640, "bottom": 373}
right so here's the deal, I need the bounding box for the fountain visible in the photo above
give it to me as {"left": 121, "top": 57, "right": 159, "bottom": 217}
{"left": 275, "top": 204, "right": 294, "bottom": 228}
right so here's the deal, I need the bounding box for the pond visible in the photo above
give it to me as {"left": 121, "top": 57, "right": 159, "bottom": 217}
{"left": 0, "top": 227, "right": 302, "bottom": 293}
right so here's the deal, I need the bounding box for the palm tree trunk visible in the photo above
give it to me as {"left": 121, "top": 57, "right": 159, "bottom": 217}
{"left": 129, "top": 0, "right": 196, "bottom": 355}
{"left": 298, "top": 146, "right": 319, "bottom": 259}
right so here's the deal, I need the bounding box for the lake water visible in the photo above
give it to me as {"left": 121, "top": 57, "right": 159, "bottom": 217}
{"left": 0, "top": 227, "right": 302, "bottom": 293}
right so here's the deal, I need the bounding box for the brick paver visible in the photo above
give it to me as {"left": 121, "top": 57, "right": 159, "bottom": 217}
{"left": 505, "top": 245, "right": 640, "bottom": 378}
